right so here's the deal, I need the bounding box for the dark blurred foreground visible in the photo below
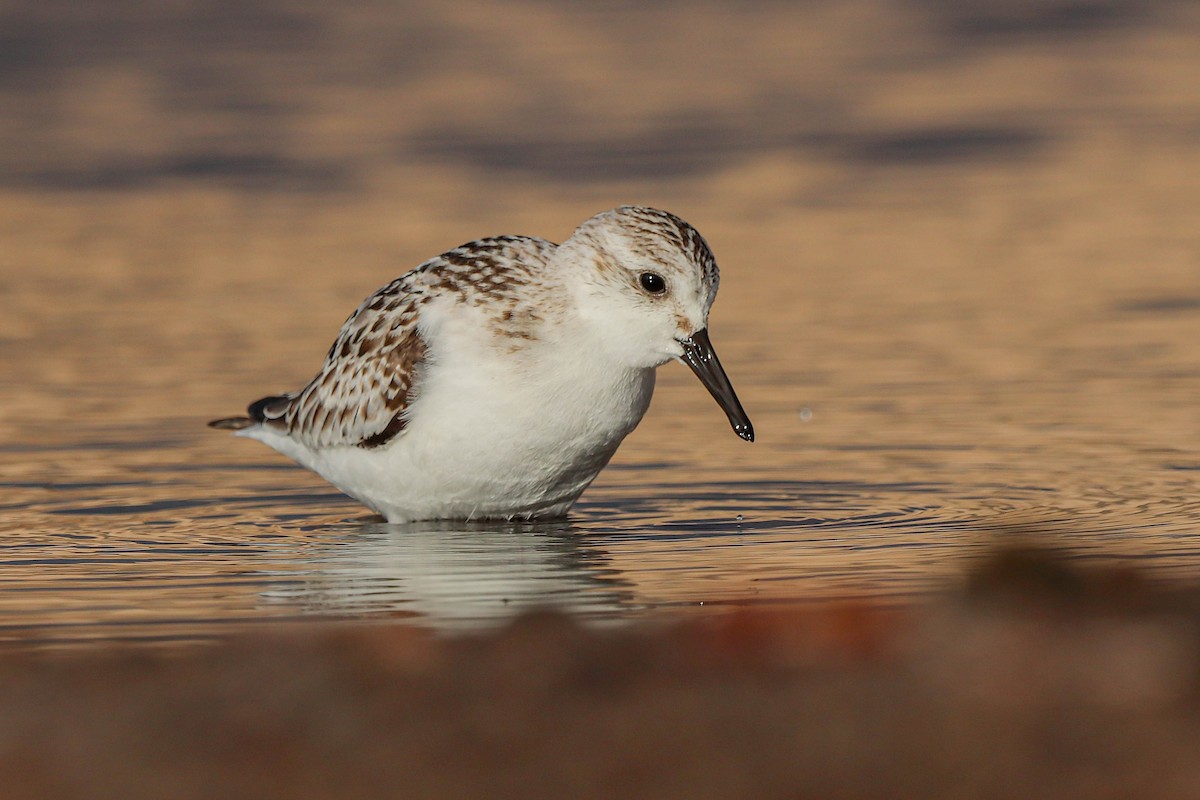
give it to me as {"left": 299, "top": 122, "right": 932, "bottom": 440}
{"left": 4, "top": 548, "right": 1200, "bottom": 800}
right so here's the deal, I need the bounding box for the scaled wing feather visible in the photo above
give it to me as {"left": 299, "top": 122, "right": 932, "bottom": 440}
{"left": 278, "top": 279, "right": 427, "bottom": 449}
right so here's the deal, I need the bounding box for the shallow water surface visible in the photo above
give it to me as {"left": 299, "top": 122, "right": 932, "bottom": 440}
{"left": 6, "top": 199, "right": 1200, "bottom": 647}
{"left": 6, "top": 204, "right": 1200, "bottom": 645}
{"left": 5, "top": 346, "right": 1200, "bottom": 648}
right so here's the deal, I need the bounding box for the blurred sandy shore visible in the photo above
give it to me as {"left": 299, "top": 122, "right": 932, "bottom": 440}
{"left": 4, "top": 549, "right": 1200, "bottom": 800}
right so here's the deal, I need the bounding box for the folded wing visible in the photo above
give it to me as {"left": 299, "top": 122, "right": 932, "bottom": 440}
{"left": 250, "top": 279, "right": 428, "bottom": 450}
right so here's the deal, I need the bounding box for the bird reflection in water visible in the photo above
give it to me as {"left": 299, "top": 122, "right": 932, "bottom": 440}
{"left": 261, "top": 518, "right": 636, "bottom": 629}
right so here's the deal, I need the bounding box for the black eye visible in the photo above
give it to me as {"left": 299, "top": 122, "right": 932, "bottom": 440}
{"left": 639, "top": 272, "right": 666, "bottom": 294}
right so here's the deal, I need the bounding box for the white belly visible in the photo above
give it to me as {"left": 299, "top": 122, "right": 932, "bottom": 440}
{"left": 251, "top": 359, "right": 657, "bottom": 522}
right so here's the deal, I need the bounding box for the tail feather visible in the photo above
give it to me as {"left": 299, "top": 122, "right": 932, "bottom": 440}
{"left": 208, "top": 416, "right": 254, "bottom": 430}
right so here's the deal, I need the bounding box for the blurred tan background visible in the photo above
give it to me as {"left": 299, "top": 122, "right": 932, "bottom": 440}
{"left": 5, "top": 7, "right": 1200, "bottom": 793}
{"left": 2, "top": 0, "right": 1199, "bottom": 495}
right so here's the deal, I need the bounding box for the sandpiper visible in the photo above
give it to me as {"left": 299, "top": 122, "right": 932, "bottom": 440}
{"left": 210, "top": 206, "right": 753, "bottom": 522}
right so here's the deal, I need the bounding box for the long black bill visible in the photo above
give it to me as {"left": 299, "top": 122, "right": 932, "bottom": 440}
{"left": 677, "top": 328, "right": 754, "bottom": 442}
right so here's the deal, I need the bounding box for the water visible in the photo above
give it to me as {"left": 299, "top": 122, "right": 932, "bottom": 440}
{"left": 3, "top": 0, "right": 1200, "bottom": 646}
{"left": 5, "top": 328, "right": 1200, "bottom": 647}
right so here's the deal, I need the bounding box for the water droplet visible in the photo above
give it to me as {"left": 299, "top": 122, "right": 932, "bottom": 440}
{"left": 799, "top": 407, "right": 813, "bottom": 422}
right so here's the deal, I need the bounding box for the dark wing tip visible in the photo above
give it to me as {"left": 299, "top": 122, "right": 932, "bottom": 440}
{"left": 247, "top": 394, "right": 292, "bottom": 423}
{"left": 208, "top": 416, "right": 255, "bottom": 430}
{"left": 210, "top": 393, "right": 294, "bottom": 431}
{"left": 358, "top": 411, "right": 409, "bottom": 449}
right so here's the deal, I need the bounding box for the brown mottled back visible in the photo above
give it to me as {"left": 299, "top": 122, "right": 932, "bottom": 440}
{"left": 224, "top": 235, "right": 557, "bottom": 450}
